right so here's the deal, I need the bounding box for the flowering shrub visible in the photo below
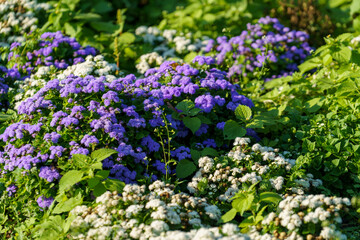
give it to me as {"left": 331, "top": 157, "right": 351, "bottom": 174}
{"left": 0, "top": 0, "right": 50, "bottom": 46}
{"left": 11, "top": 54, "right": 118, "bottom": 109}
{"left": 248, "top": 194, "right": 351, "bottom": 239}
{"left": 202, "top": 16, "right": 313, "bottom": 82}
{"left": 0, "top": 31, "right": 97, "bottom": 109}
{"left": 188, "top": 137, "right": 323, "bottom": 205}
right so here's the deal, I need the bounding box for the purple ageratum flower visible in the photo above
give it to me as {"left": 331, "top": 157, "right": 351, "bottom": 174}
{"left": 152, "top": 160, "right": 170, "bottom": 175}
{"left": 49, "top": 146, "right": 65, "bottom": 159}
{"left": 37, "top": 196, "right": 54, "bottom": 209}
{"left": 60, "top": 116, "right": 79, "bottom": 127}
{"left": 70, "top": 147, "right": 89, "bottom": 156}
{"left": 102, "top": 91, "right": 120, "bottom": 106}
{"left": 6, "top": 184, "right": 17, "bottom": 197}
{"left": 127, "top": 118, "right": 146, "bottom": 128}
{"left": 203, "top": 139, "right": 217, "bottom": 148}
{"left": 193, "top": 56, "right": 215, "bottom": 66}
{"left": 195, "top": 124, "right": 209, "bottom": 136}
{"left": 171, "top": 146, "right": 191, "bottom": 161}
{"left": 141, "top": 135, "right": 160, "bottom": 152}
{"left": 80, "top": 134, "right": 99, "bottom": 147}
{"left": 194, "top": 94, "right": 215, "bottom": 113}
{"left": 39, "top": 166, "right": 61, "bottom": 182}
{"left": 44, "top": 132, "right": 61, "bottom": 143}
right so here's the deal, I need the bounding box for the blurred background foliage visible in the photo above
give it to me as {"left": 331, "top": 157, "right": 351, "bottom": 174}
{"left": 37, "top": 0, "right": 360, "bottom": 72}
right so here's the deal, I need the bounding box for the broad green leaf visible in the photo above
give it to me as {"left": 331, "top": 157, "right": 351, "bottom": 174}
{"left": 235, "top": 105, "right": 252, "bottom": 121}
{"left": 183, "top": 116, "right": 201, "bottom": 134}
{"left": 298, "top": 57, "right": 322, "bottom": 74}
{"left": 59, "top": 170, "right": 83, "bottom": 193}
{"left": 332, "top": 46, "right": 352, "bottom": 63}
{"left": 337, "top": 80, "right": 357, "bottom": 95}
{"left": 239, "top": 216, "right": 255, "bottom": 228}
{"left": 90, "top": 22, "right": 119, "bottom": 33}
{"left": 190, "top": 149, "right": 201, "bottom": 161}
{"left": 350, "top": 0, "right": 360, "bottom": 15}
{"left": 95, "top": 170, "right": 110, "bottom": 179}
{"left": 91, "top": 148, "right": 118, "bottom": 162}
{"left": 52, "top": 195, "right": 83, "bottom": 214}
{"left": 303, "top": 139, "right": 316, "bottom": 152}
{"left": 73, "top": 13, "right": 101, "bottom": 21}
{"left": 176, "top": 99, "right": 195, "bottom": 114}
{"left": 71, "top": 154, "right": 90, "bottom": 168}
{"left": 0, "top": 113, "right": 12, "bottom": 122}
{"left": 223, "top": 120, "right": 246, "bottom": 140}
{"left": 117, "top": 32, "right": 136, "bottom": 45}
{"left": 323, "top": 54, "right": 332, "bottom": 65}
{"left": 184, "top": 52, "right": 197, "bottom": 63}
{"left": 259, "top": 192, "right": 283, "bottom": 204}
{"left": 64, "top": 22, "right": 77, "bottom": 37}
{"left": 221, "top": 208, "right": 237, "bottom": 223}
{"left": 104, "top": 179, "right": 125, "bottom": 192}
{"left": 232, "top": 193, "right": 254, "bottom": 216}
{"left": 176, "top": 159, "right": 196, "bottom": 178}
{"left": 93, "top": 182, "right": 107, "bottom": 197}
{"left": 304, "top": 97, "right": 325, "bottom": 113}
{"left": 201, "top": 148, "right": 218, "bottom": 157}
{"left": 336, "top": 33, "right": 353, "bottom": 42}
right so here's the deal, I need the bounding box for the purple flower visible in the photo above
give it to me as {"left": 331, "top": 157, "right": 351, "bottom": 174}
{"left": 80, "top": 135, "right": 99, "bottom": 147}
{"left": 6, "top": 184, "right": 17, "bottom": 197}
{"left": 37, "top": 196, "right": 54, "bottom": 209}
{"left": 39, "top": 166, "right": 61, "bottom": 182}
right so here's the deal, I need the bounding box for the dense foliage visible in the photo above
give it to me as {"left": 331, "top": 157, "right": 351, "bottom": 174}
{"left": 0, "top": 0, "right": 360, "bottom": 239}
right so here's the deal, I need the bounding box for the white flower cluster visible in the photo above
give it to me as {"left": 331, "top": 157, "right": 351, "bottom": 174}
{"left": 188, "top": 138, "right": 322, "bottom": 203}
{"left": 150, "top": 224, "right": 250, "bottom": 240}
{"left": 0, "top": 0, "right": 51, "bottom": 45}
{"left": 134, "top": 25, "right": 210, "bottom": 74}
{"left": 250, "top": 194, "right": 351, "bottom": 240}
{"left": 69, "top": 181, "right": 224, "bottom": 240}
{"left": 12, "top": 55, "right": 118, "bottom": 108}
{"left": 135, "top": 52, "right": 164, "bottom": 74}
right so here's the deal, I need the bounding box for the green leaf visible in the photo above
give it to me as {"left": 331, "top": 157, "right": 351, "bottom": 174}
{"left": 323, "top": 54, "right": 333, "bottom": 65}
{"left": 91, "top": 148, "right": 118, "bottom": 162}
{"left": 221, "top": 208, "right": 237, "bottom": 223}
{"left": 117, "top": 32, "right": 136, "bottom": 45}
{"left": 93, "top": 182, "right": 107, "bottom": 197}
{"left": 336, "top": 33, "right": 353, "bottom": 42}
{"left": 235, "top": 105, "right": 252, "bottom": 121}
{"left": 104, "top": 179, "right": 125, "bottom": 192}
{"left": 183, "top": 116, "right": 201, "bottom": 134}
{"left": 176, "top": 99, "right": 195, "bottom": 114}
{"left": 232, "top": 193, "right": 254, "bottom": 216}
{"left": 303, "top": 139, "right": 316, "bottom": 152}
{"left": 332, "top": 46, "right": 352, "bottom": 63}
{"left": 0, "top": 113, "right": 12, "bottom": 122}
{"left": 64, "top": 22, "right": 77, "bottom": 37}
{"left": 176, "top": 159, "right": 196, "bottom": 178}
{"left": 52, "top": 195, "right": 83, "bottom": 214}
{"left": 190, "top": 149, "right": 201, "bottom": 161}
{"left": 95, "top": 170, "right": 110, "bottom": 179}
{"left": 73, "top": 13, "right": 101, "bottom": 21}
{"left": 337, "top": 80, "right": 357, "bottom": 95}
{"left": 71, "top": 154, "right": 90, "bottom": 168}
{"left": 259, "top": 192, "right": 283, "bottom": 204}
{"left": 59, "top": 170, "right": 84, "bottom": 193}
{"left": 184, "top": 52, "right": 197, "bottom": 63}
{"left": 304, "top": 97, "right": 325, "bottom": 113}
{"left": 350, "top": 0, "right": 360, "bottom": 15}
{"left": 223, "top": 120, "right": 246, "bottom": 140}
{"left": 201, "top": 148, "right": 218, "bottom": 157}
{"left": 90, "top": 22, "right": 119, "bottom": 33}
{"left": 298, "top": 57, "right": 322, "bottom": 74}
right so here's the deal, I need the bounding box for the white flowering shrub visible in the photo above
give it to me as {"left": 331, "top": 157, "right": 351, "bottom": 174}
{"left": 11, "top": 55, "right": 118, "bottom": 108}
{"left": 66, "top": 181, "right": 233, "bottom": 239}
{"left": 248, "top": 194, "right": 351, "bottom": 240}
{"left": 188, "top": 138, "right": 323, "bottom": 204}
{"left": 0, "top": 0, "right": 50, "bottom": 46}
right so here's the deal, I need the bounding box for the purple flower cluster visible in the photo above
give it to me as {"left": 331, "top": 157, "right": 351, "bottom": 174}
{"left": 203, "top": 16, "right": 313, "bottom": 81}
{"left": 0, "top": 53, "right": 258, "bottom": 196}
{"left": 39, "top": 166, "right": 61, "bottom": 182}
{"left": 36, "top": 195, "right": 54, "bottom": 209}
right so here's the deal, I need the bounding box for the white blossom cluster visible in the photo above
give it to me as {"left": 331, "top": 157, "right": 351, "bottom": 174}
{"left": 12, "top": 55, "right": 118, "bottom": 108}
{"left": 134, "top": 26, "right": 210, "bottom": 74}
{"left": 249, "top": 194, "right": 351, "bottom": 240}
{"left": 69, "top": 181, "right": 225, "bottom": 239}
{"left": 135, "top": 52, "right": 164, "bottom": 74}
{"left": 0, "top": 0, "right": 51, "bottom": 46}
{"left": 188, "top": 138, "right": 322, "bottom": 203}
